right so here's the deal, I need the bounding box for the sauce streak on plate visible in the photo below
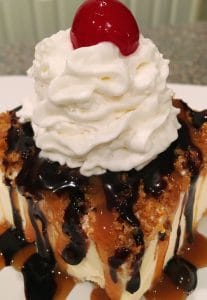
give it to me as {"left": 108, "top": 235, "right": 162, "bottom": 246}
{"left": 145, "top": 232, "right": 207, "bottom": 300}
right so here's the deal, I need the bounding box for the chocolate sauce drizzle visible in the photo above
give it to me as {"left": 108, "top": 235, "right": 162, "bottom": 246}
{"left": 109, "top": 248, "right": 131, "bottom": 269}
{"left": 126, "top": 248, "right": 144, "bottom": 294}
{"left": 7, "top": 113, "right": 89, "bottom": 267}
{"left": 62, "top": 175, "right": 88, "bottom": 265}
{"left": 0, "top": 103, "right": 206, "bottom": 299}
{"left": 3, "top": 113, "right": 58, "bottom": 299}
{"left": 8, "top": 182, "right": 25, "bottom": 235}
{"left": 22, "top": 253, "right": 57, "bottom": 300}
{"left": 190, "top": 109, "right": 207, "bottom": 129}
{"left": 108, "top": 247, "right": 131, "bottom": 283}
{"left": 185, "top": 178, "right": 198, "bottom": 243}
{"left": 102, "top": 171, "right": 144, "bottom": 292}
{"left": 164, "top": 257, "right": 197, "bottom": 293}
{"left": 27, "top": 197, "right": 54, "bottom": 262}
{"left": 0, "top": 228, "right": 27, "bottom": 265}
{"left": 7, "top": 120, "right": 37, "bottom": 160}
{"left": 102, "top": 171, "right": 140, "bottom": 227}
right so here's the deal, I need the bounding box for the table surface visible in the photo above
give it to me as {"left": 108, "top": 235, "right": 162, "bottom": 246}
{"left": 0, "top": 22, "right": 206, "bottom": 85}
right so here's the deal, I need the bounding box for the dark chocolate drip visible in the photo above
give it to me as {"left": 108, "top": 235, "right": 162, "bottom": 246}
{"left": 10, "top": 106, "right": 22, "bottom": 113}
{"left": 109, "top": 267, "right": 118, "bottom": 284}
{"left": 30, "top": 160, "right": 85, "bottom": 193}
{"left": 16, "top": 158, "right": 42, "bottom": 196}
{"left": 0, "top": 228, "right": 27, "bottom": 265}
{"left": 165, "top": 256, "right": 197, "bottom": 293}
{"left": 108, "top": 248, "right": 131, "bottom": 283}
{"left": 102, "top": 170, "right": 140, "bottom": 227}
{"left": 174, "top": 225, "right": 181, "bottom": 256}
{"left": 159, "top": 231, "right": 167, "bottom": 241}
{"left": 190, "top": 109, "right": 207, "bottom": 129}
{"left": 10, "top": 188, "right": 25, "bottom": 234}
{"left": 4, "top": 178, "right": 25, "bottom": 235}
{"left": 62, "top": 176, "right": 88, "bottom": 265}
{"left": 6, "top": 125, "right": 19, "bottom": 152}
{"left": 178, "top": 100, "right": 207, "bottom": 129}
{"left": 178, "top": 121, "right": 202, "bottom": 176}
{"left": 177, "top": 122, "right": 201, "bottom": 244}
{"left": 126, "top": 269, "right": 141, "bottom": 294}
{"left": 133, "top": 228, "right": 144, "bottom": 246}
{"left": 140, "top": 143, "right": 175, "bottom": 197}
{"left": 141, "top": 120, "right": 202, "bottom": 197}
{"left": 126, "top": 248, "right": 144, "bottom": 294}
{"left": 22, "top": 253, "right": 56, "bottom": 300}
{"left": 27, "top": 197, "right": 54, "bottom": 262}
{"left": 185, "top": 178, "right": 198, "bottom": 243}
{"left": 17, "top": 155, "right": 87, "bottom": 196}
{"left": 174, "top": 193, "right": 187, "bottom": 256}
{"left": 102, "top": 170, "right": 144, "bottom": 284}
{"left": 109, "top": 248, "right": 131, "bottom": 269}
{"left": 18, "top": 158, "right": 89, "bottom": 266}
{"left": 7, "top": 120, "right": 37, "bottom": 160}
{"left": 6, "top": 115, "right": 89, "bottom": 267}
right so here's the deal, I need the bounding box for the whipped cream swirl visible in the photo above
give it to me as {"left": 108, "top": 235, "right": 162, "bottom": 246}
{"left": 19, "top": 30, "right": 180, "bottom": 176}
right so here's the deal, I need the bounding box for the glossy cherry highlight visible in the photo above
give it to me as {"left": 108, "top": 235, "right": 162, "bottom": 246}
{"left": 70, "top": 0, "right": 140, "bottom": 56}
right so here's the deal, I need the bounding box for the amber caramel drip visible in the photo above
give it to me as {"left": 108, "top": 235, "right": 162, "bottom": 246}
{"left": 39, "top": 194, "right": 70, "bottom": 273}
{"left": 24, "top": 222, "right": 36, "bottom": 244}
{"left": 0, "top": 223, "right": 10, "bottom": 235}
{"left": 181, "top": 231, "right": 207, "bottom": 268}
{"left": 145, "top": 274, "right": 187, "bottom": 300}
{"left": 0, "top": 253, "right": 5, "bottom": 269}
{"left": 153, "top": 237, "right": 170, "bottom": 285}
{"left": 39, "top": 193, "right": 69, "bottom": 255}
{"left": 89, "top": 177, "right": 122, "bottom": 300}
{"left": 21, "top": 199, "right": 36, "bottom": 243}
{"left": 90, "top": 178, "right": 117, "bottom": 250}
{"left": 54, "top": 272, "right": 75, "bottom": 300}
{"left": 11, "top": 244, "right": 36, "bottom": 271}
{"left": 91, "top": 287, "right": 111, "bottom": 300}
{"left": 146, "top": 231, "right": 207, "bottom": 300}
{"left": 9, "top": 187, "right": 35, "bottom": 244}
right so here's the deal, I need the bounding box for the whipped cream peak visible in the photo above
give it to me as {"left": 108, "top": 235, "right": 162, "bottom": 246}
{"left": 19, "top": 29, "right": 180, "bottom": 176}
{"left": 28, "top": 30, "right": 70, "bottom": 100}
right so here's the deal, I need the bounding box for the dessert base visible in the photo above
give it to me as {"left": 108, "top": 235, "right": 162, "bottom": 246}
{"left": 1, "top": 78, "right": 205, "bottom": 299}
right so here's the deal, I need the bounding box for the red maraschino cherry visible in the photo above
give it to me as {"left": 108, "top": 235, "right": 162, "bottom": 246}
{"left": 70, "top": 0, "right": 140, "bottom": 56}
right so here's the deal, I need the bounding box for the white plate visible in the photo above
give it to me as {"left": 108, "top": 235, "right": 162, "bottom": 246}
{"left": 0, "top": 76, "right": 207, "bottom": 300}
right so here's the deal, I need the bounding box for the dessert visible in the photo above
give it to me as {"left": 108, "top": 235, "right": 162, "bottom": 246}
{"left": 0, "top": 1, "right": 207, "bottom": 300}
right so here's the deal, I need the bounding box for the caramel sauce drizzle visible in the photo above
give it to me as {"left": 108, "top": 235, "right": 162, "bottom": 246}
{"left": 152, "top": 237, "right": 170, "bottom": 285}
{"left": 11, "top": 244, "right": 36, "bottom": 271}
{"left": 145, "top": 274, "right": 187, "bottom": 300}
{"left": 89, "top": 177, "right": 122, "bottom": 300}
{"left": 0, "top": 253, "right": 5, "bottom": 270}
{"left": 91, "top": 287, "right": 110, "bottom": 300}
{"left": 181, "top": 231, "right": 207, "bottom": 268}
{"left": 54, "top": 272, "right": 75, "bottom": 300}
{"left": 0, "top": 223, "right": 10, "bottom": 236}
